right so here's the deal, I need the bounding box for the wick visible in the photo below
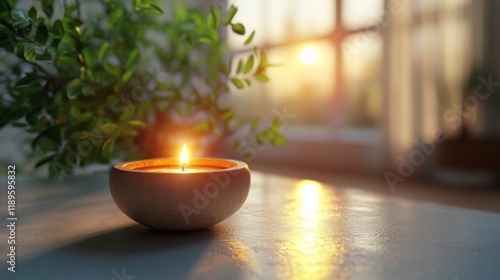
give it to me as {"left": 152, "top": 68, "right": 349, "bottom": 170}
{"left": 182, "top": 163, "right": 186, "bottom": 171}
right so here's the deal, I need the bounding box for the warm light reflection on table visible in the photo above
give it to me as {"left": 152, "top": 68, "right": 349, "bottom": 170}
{"left": 277, "top": 179, "right": 348, "bottom": 280}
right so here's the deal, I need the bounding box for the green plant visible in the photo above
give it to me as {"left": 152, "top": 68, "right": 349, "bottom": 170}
{"left": 0, "top": 0, "right": 286, "bottom": 178}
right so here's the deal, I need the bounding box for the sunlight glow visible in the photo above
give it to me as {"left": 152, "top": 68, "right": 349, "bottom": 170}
{"left": 300, "top": 46, "right": 318, "bottom": 64}
{"left": 298, "top": 179, "right": 322, "bottom": 214}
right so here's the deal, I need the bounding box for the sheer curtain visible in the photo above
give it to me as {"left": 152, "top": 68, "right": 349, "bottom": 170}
{"left": 382, "top": 0, "right": 474, "bottom": 172}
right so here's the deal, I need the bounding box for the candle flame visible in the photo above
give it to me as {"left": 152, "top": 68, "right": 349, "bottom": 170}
{"left": 181, "top": 143, "right": 188, "bottom": 170}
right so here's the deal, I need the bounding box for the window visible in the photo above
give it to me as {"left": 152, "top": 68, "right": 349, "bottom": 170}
{"left": 228, "top": 0, "right": 384, "bottom": 132}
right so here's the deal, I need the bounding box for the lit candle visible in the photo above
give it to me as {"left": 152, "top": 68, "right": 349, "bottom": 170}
{"left": 134, "top": 144, "right": 224, "bottom": 173}
{"left": 109, "top": 144, "right": 251, "bottom": 231}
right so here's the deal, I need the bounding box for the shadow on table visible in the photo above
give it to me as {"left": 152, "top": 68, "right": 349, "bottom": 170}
{"left": 15, "top": 174, "right": 112, "bottom": 218}
{"left": 70, "top": 224, "right": 215, "bottom": 254}
{"left": 11, "top": 224, "right": 221, "bottom": 280}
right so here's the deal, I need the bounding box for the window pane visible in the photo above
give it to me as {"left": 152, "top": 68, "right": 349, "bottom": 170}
{"left": 292, "top": 0, "right": 335, "bottom": 40}
{"left": 230, "top": 42, "right": 335, "bottom": 125}
{"left": 228, "top": 0, "right": 265, "bottom": 49}
{"left": 229, "top": 0, "right": 335, "bottom": 49}
{"left": 342, "top": 33, "right": 382, "bottom": 127}
{"left": 342, "top": 0, "right": 384, "bottom": 30}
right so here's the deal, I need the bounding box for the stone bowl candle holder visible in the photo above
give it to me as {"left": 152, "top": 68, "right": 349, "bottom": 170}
{"left": 109, "top": 158, "right": 250, "bottom": 231}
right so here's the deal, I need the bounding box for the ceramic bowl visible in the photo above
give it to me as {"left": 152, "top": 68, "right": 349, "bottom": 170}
{"left": 109, "top": 158, "right": 250, "bottom": 231}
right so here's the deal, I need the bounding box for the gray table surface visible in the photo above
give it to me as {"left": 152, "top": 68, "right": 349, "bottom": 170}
{"left": 1, "top": 171, "right": 500, "bottom": 280}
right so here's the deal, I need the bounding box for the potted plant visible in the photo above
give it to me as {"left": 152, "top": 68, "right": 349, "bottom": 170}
{"left": 433, "top": 67, "right": 500, "bottom": 185}
{"left": 0, "top": 0, "right": 286, "bottom": 178}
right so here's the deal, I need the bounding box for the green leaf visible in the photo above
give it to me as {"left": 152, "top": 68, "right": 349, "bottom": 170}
{"left": 42, "top": 1, "right": 54, "bottom": 18}
{"left": 256, "top": 130, "right": 272, "bottom": 145}
{"left": 122, "top": 68, "right": 135, "bottom": 83}
{"left": 0, "top": 23, "right": 12, "bottom": 34}
{"left": 52, "top": 20, "right": 64, "bottom": 38}
{"left": 231, "top": 23, "right": 245, "bottom": 35}
{"left": 70, "top": 131, "right": 88, "bottom": 140}
{"left": 109, "top": 8, "right": 124, "bottom": 26}
{"left": 222, "top": 110, "right": 235, "bottom": 121}
{"left": 10, "top": 107, "right": 30, "bottom": 120}
{"left": 16, "top": 43, "right": 25, "bottom": 59}
{"left": 28, "top": 7, "right": 37, "bottom": 20}
{"left": 134, "top": 0, "right": 148, "bottom": 10}
{"left": 0, "top": 111, "right": 13, "bottom": 128}
{"left": 272, "top": 118, "right": 282, "bottom": 129}
{"left": 260, "top": 50, "right": 268, "bottom": 68}
{"left": 24, "top": 44, "right": 36, "bottom": 62}
{"left": 35, "top": 154, "right": 56, "bottom": 168}
{"left": 69, "top": 104, "right": 80, "bottom": 119}
{"left": 66, "top": 79, "right": 82, "bottom": 99}
{"left": 15, "top": 84, "right": 42, "bottom": 95}
{"left": 224, "top": 5, "right": 237, "bottom": 25}
{"left": 64, "top": 3, "right": 78, "bottom": 17}
{"left": 56, "top": 55, "right": 79, "bottom": 65}
{"left": 35, "top": 24, "right": 48, "bottom": 45}
{"left": 80, "top": 112, "right": 93, "bottom": 122}
{"left": 194, "top": 121, "right": 210, "bottom": 132}
{"left": 146, "top": 4, "right": 163, "bottom": 15}
{"left": 254, "top": 73, "right": 269, "bottom": 83}
{"left": 103, "top": 63, "right": 121, "bottom": 78}
{"left": 15, "top": 76, "right": 38, "bottom": 87}
{"left": 244, "top": 30, "right": 255, "bottom": 45}
{"left": 120, "top": 128, "right": 138, "bottom": 137}
{"left": 272, "top": 134, "right": 288, "bottom": 145}
{"left": 210, "top": 7, "right": 221, "bottom": 29}
{"left": 58, "top": 33, "right": 76, "bottom": 53}
{"left": 251, "top": 118, "right": 259, "bottom": 132}
{"left": 0, "top": 35, "right": 14, "bottom": 52}
{"left": 174, "top": 1, "right": 187, "bottom": 22}
{"left": 128, "top": 120, "right": 145, "bottom": 128}
{"left": 230, "top": 78, "right": 244, "bottom": 89}
{"left": 49, "top": 159, "right": 67, "bottom": 178}
{"left": 236, "top": 59, "right": 243, "bottom": 74}
{"left": 11, "top": 10, "right": 28, "bottom": 22}
{"left": 125, "top": 49, "right": 139, "bottom": 69}
{"left": 244, "top": 55, "right": 254, "bottom": 74}
{"left": 98, "top": 42, "right": 109, "bottom": 63}
{"left": 198, "top": 36, "right": 214, "bottom": 44}
{"left": 82, "top": 47, "right": 95, "bottom": 67}
{"left": 26, "top": 107, "right": 42, "bottom": 126}
{"left": 37, "top": 136, "right": 59, "bottom": 152}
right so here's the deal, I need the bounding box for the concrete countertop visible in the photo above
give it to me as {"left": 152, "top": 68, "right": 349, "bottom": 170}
{"left": 1, "top": 171, "right": 499, "bottom": 279}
